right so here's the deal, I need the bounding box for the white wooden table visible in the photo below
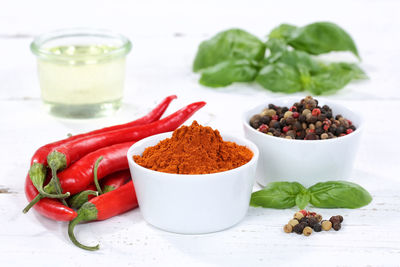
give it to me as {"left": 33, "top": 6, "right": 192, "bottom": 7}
{"left": 1, "top": 0, "right": 399, "bottom": 266}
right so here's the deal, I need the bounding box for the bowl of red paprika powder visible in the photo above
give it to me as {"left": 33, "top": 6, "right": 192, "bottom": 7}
{"left": 127, "top": 121, "right": 259, "bottom": 234}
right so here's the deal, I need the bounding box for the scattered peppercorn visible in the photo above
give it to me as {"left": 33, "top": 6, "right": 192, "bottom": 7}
{"left": 299, "top": 210, "right": 308, "bottom": 216}
{"left": 307, "top": 217, "right": 318, "bottom": 228}
{"left": 288, "top": 219, "right": 299, "bottom": 227}
{"left": 333, "top": 223, "right": 341, "bottom": 231}
{"left": 284, "top": 224, "right": 293, "bottom": 233}
{"left": 303, "top": 226, "right": 313, "bottom": 236}
{"left": 293, "top": 223, "right": 306, "bottom": 234}
{"left": 294, "top": 212, "right": 304, "bottom": 220}
{"left": 329, "top": 215, "right": 343, "bottom": 225}
{"left": 313, "top": 223, "right": 322, "bottom": 232}
{"left": 321, "top": 220, "right": 332, "bottom": 231}
{"left": 284, "top": 211, "right": 344, "bottom": 236}
{"left": 299, "top": 217, "right": 308, "bottom": 224}
{"left": 307, "top": 211, "right": 317, "bottom": 217}
{"left": 249, "top": 96, "right": 356, "bottom": 140}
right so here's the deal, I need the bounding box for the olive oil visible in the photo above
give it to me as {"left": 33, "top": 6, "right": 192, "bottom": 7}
{"left": 37, "top": 45, "right": 126, "bottom": 118}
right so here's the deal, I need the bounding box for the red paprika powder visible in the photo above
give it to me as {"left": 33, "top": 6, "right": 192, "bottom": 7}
{"left": 133, "top": 121, "right": 253, "bottom": 174}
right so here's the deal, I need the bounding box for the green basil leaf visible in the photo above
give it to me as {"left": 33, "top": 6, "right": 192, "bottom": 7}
{"left": 193, "top": 29, "right": 266, "bottom": 72}
{"left": 305, "top": 62, "right": 367, "bottom": 95}
{"left": 287, "top": 22, "right": 360, "bottom": 59}
{"left": 269, "top": 23, "right": 297, "bottom": 40}
{"left": 295, "top": 191, "right": 310, "bottom": 209}
{"left": 199, "top": 59, "right": 259, "bottom": 87}
{"left": 309, "top": 181, "right": 372, "bottom": 209}
{"left": 256, "top": 62, "right": 303, "bottom": 93}
{"left": 262, "top": 39, "right": 288, "bottom": 65}
{"left": 250, "top": 182, "right": 306, "bottom": 209}
{"left": 266, "top": 38, "right": 287, "bottom": 54}
{"left": 278, "top": 50, "right": 321, "bottom": 73}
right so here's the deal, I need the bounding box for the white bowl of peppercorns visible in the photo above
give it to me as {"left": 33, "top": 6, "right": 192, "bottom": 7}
{"left": 243, "top": 96, "right": 363, "bottom": 187}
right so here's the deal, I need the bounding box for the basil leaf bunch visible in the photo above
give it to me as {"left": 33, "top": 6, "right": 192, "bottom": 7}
{"left": 193, "top": 22, "right": 367, "bottom": 94}
{"left": 193, "top": 29, "right": 266, "bottom": 72}
{"left": 250, "top": 181, "right": 372, "bottom": 209}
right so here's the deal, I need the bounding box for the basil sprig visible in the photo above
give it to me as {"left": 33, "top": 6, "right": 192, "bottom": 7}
{"left": 193, "top": 22, "right": 366, "bottom": 94}
{"left": 250, "top": 181, "right": 372, "bottom": 209}
{"left": 193, "top": 29, "right": 266, "bottom": 72}
{"left": 286, "top": 22, "right": 360, "bottom": 59}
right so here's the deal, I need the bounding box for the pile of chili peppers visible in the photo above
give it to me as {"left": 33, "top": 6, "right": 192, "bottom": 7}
{"left": 23, "top": 95, "right": 206, "bottom": 251}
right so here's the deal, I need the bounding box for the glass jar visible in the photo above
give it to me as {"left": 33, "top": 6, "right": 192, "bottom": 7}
{"left": 31, "top": 28, "right": 132, "bottom": 118}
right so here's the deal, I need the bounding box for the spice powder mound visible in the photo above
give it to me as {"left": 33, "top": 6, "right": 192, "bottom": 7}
{"left": 133, "top": 121, "right": 253, "bottom": 174}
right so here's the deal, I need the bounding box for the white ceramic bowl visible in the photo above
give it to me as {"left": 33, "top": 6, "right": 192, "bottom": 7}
{"left": 243, "top": 97, "right": 363, "bottom": 187}
{"left": 127, "top": 132, "right": 259, "bottom": 234}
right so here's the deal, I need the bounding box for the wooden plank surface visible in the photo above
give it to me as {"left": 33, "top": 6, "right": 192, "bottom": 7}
{"left": 0, "top": 0, "right": 399, "bottom": 266}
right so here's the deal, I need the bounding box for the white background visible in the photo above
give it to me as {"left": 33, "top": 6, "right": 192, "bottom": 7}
{"left": 0, "top": 0, "right": 399, "bottom": 266}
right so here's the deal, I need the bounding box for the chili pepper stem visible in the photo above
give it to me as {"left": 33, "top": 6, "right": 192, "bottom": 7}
{"left": 47, "top": 151, "right": 68, "bottom": 172}
{"left": 22, "top": 193, "right": 43, "bottom": 213}
{"left": 68, "top": 202, "right": 99, "bottom": 251}
{"left": 38, "top": 188, "right": 70, "bottom": 199}
{"left": 102, "top": 185, "right": 115, "bottom": 194}
{"left": 93, "top": 156, "right": 104, "bottom": 195}
{"left": 29, "top": 163, "right": 70, "bottom": 199}
{"left": 23, "top": 179, "right": 71, "bottom": 213}
{"left": 50, "top": 168, "right": 69, "bottom": 207}
{"left": 69, "top": 190, "right": 99, "bottom": 210}
{"left": 47, "top": 151, "right": 69, "bottom": 206}
{"left": 22, "top": 190, "right": 71, "bottom": 214}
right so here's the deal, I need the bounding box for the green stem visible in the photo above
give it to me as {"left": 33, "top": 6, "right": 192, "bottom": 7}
{"left": 47, "top": 151, "right": 69, "bottom": 207}
{"left": 68, "top": 202, "right": 99, "bottom": 251}
{"left": 102, "top": 185, "right": 116, "bottom": 194}
{"left": 38, "top": 188, "right": 70, "bottom": 199}
{"left": 23, "top": 193, "right": 43, "bottom": 213}
{"left": 51, "top": 168, "right": 69, "bottom": 207}
{"left": 69, "top": 190, "right": 98, "bottom": 210}
{"left": 29, "top": 162, "right": 69, "bottom": 200}
{"left": 23, "top": 189, "right": 70, "bottom": 214}
{"left": 93, "top": 156, "right": 104, "bottom": 195}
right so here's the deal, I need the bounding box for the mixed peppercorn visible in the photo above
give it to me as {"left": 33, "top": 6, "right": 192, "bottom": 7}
{"left": 283, "top": 210, "right": 343, "bottom": 236}
{"left": 249, "top": 96, "right": 356, "bottom": 140}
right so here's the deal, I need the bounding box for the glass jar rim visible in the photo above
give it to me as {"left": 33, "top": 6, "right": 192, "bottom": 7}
{"left": 30, "top": 28, "right": 132, "bottom": 61}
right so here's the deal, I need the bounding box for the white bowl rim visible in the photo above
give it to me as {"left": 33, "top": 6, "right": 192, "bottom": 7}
{"left": 242, "top": 97, "right": 364, "bottom": 143}
{"left": 127, "top": 131, "right": 259, "bottom": 178}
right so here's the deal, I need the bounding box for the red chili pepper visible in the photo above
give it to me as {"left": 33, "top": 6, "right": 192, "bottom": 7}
{"left": 101, "top": 169, "right": 131, "bottom": 193}
{"left": 68, "top": 187, "right": 98, "bottom": 210}
{"left": 56, "top": 142, "right": 134, "bottom": 195}
{"left": 47, "top": 101, "right": 206, "bottom": 173}
{"left": 25, "top": 141, "right": 134, "bottom": 210}
{"left": 123, "top": 95, "right": 177, "bottom": 126}
{"left": 24, "top": 95, "right": 177, "bottom": 218}
{"left": 30, "top": 95, "right": 176, "bottom": 167}
{"left": 24, "top": 175, "right": 77, "bottom": 221}
{"left": 79, "top": 170, "right": 131, "bottom": 203}
{"left": 25, "top": 100, "right": 205, "bottom": 220}
{"left": 68, "top": 181, "right": 138, "bottom": 250}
